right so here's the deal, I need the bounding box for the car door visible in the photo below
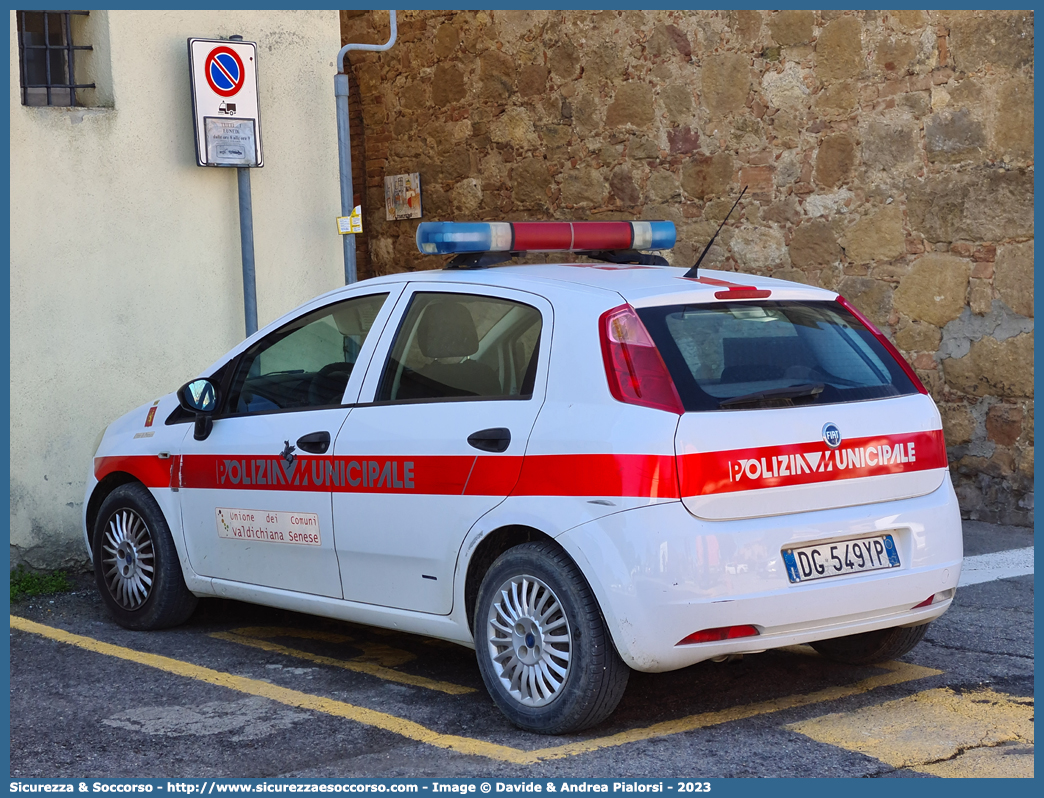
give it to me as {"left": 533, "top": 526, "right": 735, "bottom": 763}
{"left": 332, "top": 284, "right": 552, "bottom": 614}
{"left": 177, "top": 289, "right": 400, "bottom": 597}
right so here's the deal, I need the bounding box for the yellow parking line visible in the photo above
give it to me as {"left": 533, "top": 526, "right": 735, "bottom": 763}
{"left": 525, "top": 658, "right": 942, "bottom": 761}
{"left": 12, "top": 615, "right": 526, "bottom": 764}
{"left": 11, "top": 615, "right": 941, "bottom": 765}
{"left": 228, "top": 626, "right": 419, "bottom": 666}
{"left": 211, "top": 627, "right": 476, "bottom": 696}
{"left": 787, "top": 687, "right": 1034, "bottom": 777}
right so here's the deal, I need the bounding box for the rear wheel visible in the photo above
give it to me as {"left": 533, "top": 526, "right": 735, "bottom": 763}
{"left": 474, "top": 541, "right": 629, "bottom": 734}
{"left": 93, "top": 483, "right": 197, "bottom": 630}
{"left": 811, "top": 623, "right": 930, "bottom": 665}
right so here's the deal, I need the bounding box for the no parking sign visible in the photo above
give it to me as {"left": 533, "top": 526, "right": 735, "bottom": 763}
{"left": 205, "top": 46, "right": 246, "bottom": 96}
{"left": 188, "top": 38, "right": 264, "bottom": 167}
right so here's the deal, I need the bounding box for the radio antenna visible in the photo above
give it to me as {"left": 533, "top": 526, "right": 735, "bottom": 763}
{"left": 684, "top": 185, "right": 747, "bottom": 279}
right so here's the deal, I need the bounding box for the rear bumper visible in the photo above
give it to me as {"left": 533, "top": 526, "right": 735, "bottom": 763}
{"left": 557, "top": 479, "right": 962, "bottom": 672}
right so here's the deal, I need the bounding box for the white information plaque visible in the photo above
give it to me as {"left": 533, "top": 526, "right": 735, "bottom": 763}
{"left": 216, "top": 507, "right": 321, "bottom": 546}
{"left": 204, "top": 118, "right": 258, "bottom": 166}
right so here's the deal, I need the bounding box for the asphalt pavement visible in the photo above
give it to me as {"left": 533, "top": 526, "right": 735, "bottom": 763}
{"left": 9, "top": 520, "right": 1033, "bottom": 779}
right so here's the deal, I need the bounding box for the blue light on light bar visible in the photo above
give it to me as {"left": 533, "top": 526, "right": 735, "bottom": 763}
{"left": 417, "top": 222, "right": 492, "bottom": 254}
{"left": 631, "top": 221, "right": 677, "bottom": 250}
{"left": 649, "top": 221, "right": 676, "bottom": 250}
{"left": 416, "top": 222, "right": 514, "bottom": 254}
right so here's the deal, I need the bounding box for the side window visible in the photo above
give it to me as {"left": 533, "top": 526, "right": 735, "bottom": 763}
{"left": 378, "top": 292, "right": 542, "bottom": 402}
{"left": 225, "top": 293, "right": 388, "bottom": 415}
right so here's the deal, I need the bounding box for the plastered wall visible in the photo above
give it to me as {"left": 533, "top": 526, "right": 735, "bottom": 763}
{"left": 10, "top": 10, "right": 344, "bottom": 567}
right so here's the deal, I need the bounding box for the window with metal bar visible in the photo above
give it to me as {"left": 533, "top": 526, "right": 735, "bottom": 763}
{"left": 17, "top": 10, "right": 95, "bottom": 107}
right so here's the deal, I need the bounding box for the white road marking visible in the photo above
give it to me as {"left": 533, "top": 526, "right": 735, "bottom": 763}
{"left": 958, "top": 547, "right": 1034, "bottom": 586}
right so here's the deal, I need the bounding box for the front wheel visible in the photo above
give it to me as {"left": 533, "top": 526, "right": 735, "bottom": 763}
{"left": 474, "top": 542, "right": 629, "bottom": 734}
{"left": 811, "top": 623, "right": 930, "bottom": 665}
{"left": 93, "top": 483, "right": 198, "bottom": 630}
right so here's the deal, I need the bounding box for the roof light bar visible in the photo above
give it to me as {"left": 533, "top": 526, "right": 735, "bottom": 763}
{"left": 417, "top": 221, "right": 676, "bottom": 255}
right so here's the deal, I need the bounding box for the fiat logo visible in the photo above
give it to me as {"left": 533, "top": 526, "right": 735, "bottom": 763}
{"left": 822, "top": 423, "right": 842, "bottom": 449}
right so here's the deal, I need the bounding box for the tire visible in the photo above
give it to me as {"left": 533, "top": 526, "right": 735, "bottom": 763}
{"left": 810, "top": 623, "right": 930, "bottom": 665}
{"left": 93, "top": 483, "right": 198, "bottom": 630}
{"left": 474, "top": 541, "right": 629, "bottom": 734}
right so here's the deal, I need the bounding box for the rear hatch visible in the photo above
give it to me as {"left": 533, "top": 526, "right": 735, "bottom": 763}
{"left": 636, "top": 297, "right": 948, "bottom": 521}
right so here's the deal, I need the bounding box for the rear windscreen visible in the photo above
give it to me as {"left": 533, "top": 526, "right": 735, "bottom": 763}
{"left": 637, "top": 301, "right": 918, "bottom": 412}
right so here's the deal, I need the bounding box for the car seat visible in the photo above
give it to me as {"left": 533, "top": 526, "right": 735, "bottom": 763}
{"left": 413, "top": 302, "right": 502, "bottom": 398}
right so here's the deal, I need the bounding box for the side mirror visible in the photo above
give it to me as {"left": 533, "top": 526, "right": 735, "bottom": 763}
{"left": 177, "top": 379, "right": 217, "bottom": 441}
{"left": 178, "top": 379, "right": 217, "bottom": 412}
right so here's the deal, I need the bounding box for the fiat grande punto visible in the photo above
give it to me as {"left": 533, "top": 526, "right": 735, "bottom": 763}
{"left": 85, "top": 220, "right": 962, "bottom": 734}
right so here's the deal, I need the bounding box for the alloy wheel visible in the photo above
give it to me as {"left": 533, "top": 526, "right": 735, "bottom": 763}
{"left": 101, "top": 508, "right": 155, "bottom": 610}
{"left": 486, "top": 575, "right": 572, "bottom": 707}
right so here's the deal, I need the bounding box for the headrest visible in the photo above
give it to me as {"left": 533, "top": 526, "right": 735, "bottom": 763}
{"left": 418, "top": 302, "right": 479, "bottom": 359}
{"left": 331, "top": 297, "right": 382, "bottom": 337}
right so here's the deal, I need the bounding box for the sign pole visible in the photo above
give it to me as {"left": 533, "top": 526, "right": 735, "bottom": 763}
{"left": 237, "top": 165, "right": 258, "bottom": 337}
{"left": 227, "top": 35, "right": 257, "bottom": 337}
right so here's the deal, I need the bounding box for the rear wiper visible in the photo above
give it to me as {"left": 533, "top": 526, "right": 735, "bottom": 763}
{"left": 719, "top": 383, "right": 824, "bottom": 409}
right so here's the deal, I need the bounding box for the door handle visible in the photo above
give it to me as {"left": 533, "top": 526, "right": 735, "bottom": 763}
{"left": 297, "top": 431, "right": 331, "bottom": 454}
{"left": 468, "top": 427, "right": 511, "bottom": 453}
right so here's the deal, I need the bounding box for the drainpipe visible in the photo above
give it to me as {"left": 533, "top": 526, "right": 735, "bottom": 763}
{"left": 336, "top": 10, "right": 397, "bottom": 284}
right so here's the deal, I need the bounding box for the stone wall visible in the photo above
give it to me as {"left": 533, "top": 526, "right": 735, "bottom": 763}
{"left": 341, "top": 9, "right": 1034, "bottom": 525}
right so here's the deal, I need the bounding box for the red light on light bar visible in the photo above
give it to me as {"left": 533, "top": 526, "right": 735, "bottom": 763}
{"left": 676, "top": 625, "right": 759, "bottom": 646}
{"left": 714, "top": 289, "right": 772, "bottom": 299}
{"left": 835, "top": 295, "right": 929, "bottom": 395}
{"left": 511, "top": 222, "right": 572, "bottom": 251}
{"left": 512, "top": 221, "right": 634, "bottom": 252}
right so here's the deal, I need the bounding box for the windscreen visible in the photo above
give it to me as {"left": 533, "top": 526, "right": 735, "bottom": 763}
{"left": 637, "top": 301, "right": 918, "bottom": 412}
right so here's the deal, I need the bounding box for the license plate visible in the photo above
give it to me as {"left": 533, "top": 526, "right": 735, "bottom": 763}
{"left": 783, "top": 534, "right": 900, "bottom": 583}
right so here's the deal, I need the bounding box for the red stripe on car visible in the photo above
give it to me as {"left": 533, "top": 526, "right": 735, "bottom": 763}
{"left": 96, "top": 433, "right": 945, "bottom": 500}
{"left": 95, "top": 455, "right": 176, "bottom": 488}
{"left": 513, "top": 454, "right": 680, "bottom": 498}
{"left": 94, "top": 452, "right": 679, "bottom": 498}
{"left": 678, "top": 430, "right": 947, "bottom": 496}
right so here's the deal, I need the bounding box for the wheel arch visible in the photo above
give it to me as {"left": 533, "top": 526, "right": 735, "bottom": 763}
{"left": 463, "top": 524, "right": 556, "bottom": 634}
{"left": 90, "top": 478, "right": 199, "bottom": 629}
{"left": 86, "top": 472, "right": 144, "bottom": 555}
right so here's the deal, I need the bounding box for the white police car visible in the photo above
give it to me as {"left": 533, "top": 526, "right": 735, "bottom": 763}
{"left": 85, "top": 219, "right": 962, "bottom": 734}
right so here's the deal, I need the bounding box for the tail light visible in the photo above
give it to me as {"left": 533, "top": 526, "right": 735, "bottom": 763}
{"left": 677, "top": 625, "right": 760, "bottom": 646}
{"left": 599, "top": 304, "right": 684, "bottom": 414}
{"left": 836, "top": 295, "right": 929, "bottom": 395}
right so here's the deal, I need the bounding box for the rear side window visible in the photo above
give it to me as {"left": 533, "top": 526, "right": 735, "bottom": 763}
{"left": 377, "top": 292, "right": 542, "bottom": 402}
{"left": 637, "top": 301, "right": 918, "bottom": 411}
